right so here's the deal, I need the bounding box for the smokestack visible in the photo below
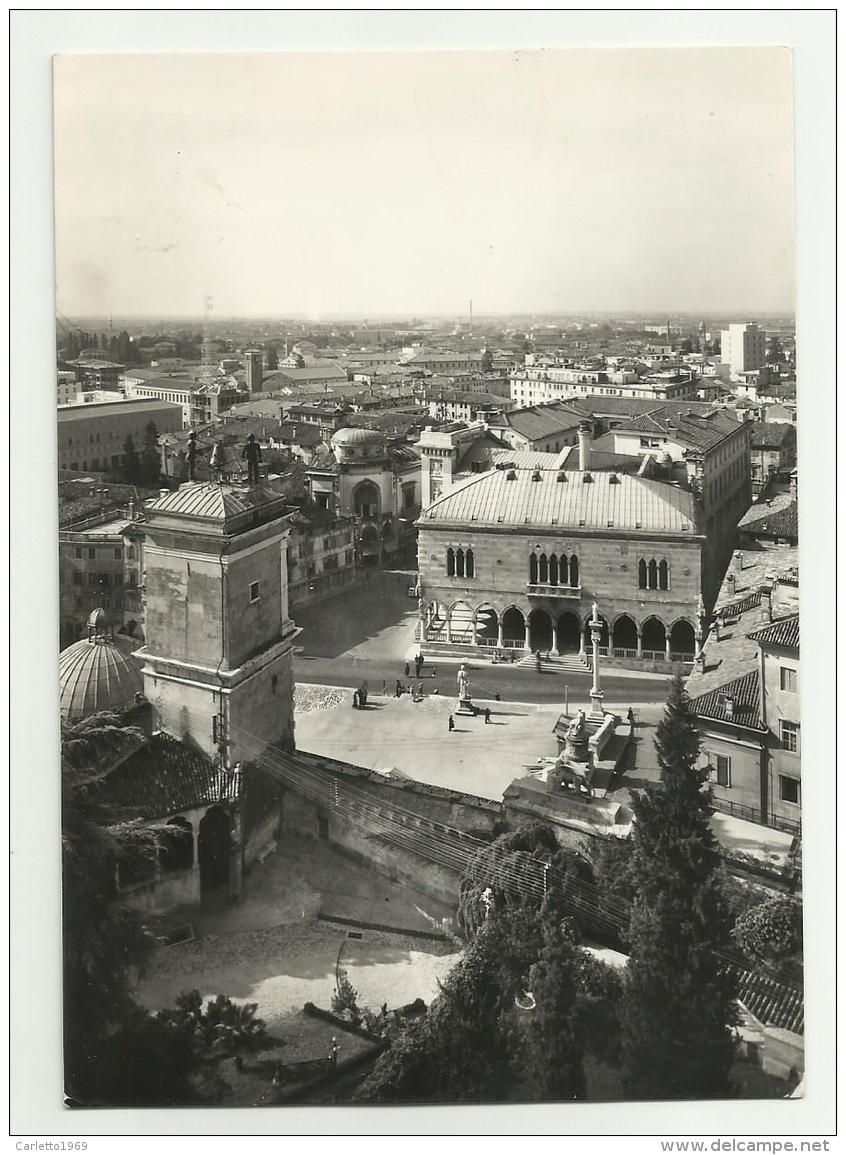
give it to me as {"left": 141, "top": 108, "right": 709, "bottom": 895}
{"left": 578, "top": 420, "right": 592, "bottom": 471}
{"left": 725, "top": 572, "right": 736, "bottom": 598}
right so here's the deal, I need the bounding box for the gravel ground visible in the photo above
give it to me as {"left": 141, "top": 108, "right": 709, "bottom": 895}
{"left": 294, "top": 683, "right": 348, "bottom": 714}
{"left": 137, "top": 918, "right": 460, "bottom": 1035}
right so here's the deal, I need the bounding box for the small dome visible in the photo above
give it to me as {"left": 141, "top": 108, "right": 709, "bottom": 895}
{"left": 330, "top": 426, "right": 385, "bottom": 448}
{"left": 59, "top": 633, "right": 144, "bottom": 722}
{"left": 657, "top": 450, "right": 674, "bottom": 467}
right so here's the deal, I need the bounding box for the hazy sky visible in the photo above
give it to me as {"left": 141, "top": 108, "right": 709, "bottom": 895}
{"left": 53, "top": 48, "right": 795, "bottom": 319}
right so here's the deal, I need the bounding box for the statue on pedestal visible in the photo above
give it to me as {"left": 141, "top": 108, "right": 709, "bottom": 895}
{"left": 564, "top": 709, "right": 589, "bottom": 762}
{"left": 457, "top": 663, "right": 470, "bottom": 703}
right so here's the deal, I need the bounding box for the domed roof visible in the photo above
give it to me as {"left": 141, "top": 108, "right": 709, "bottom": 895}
{"left": 330, "top": 426, "right": 385, "bottom": 447}
{"left": 59, "top": 633, "right": 144, "bottom": 722}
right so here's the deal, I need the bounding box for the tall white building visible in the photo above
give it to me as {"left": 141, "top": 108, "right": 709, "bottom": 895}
{"left": 720, "top": 322, "right": 767, "bottom": 376}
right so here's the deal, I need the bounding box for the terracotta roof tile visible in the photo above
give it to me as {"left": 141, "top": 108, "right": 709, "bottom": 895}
{"left": 747, "top": 615, "right": 800, "bottom": 651}
{"left": 98, "top": 733, "right": 240, "bottom": 819}
{"left": 691, "top": 670, "right": 765, "bottom": 729}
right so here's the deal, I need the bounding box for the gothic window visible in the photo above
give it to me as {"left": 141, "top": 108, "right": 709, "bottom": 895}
{"left": 639, "top": 558, "right": 670, "bottom": 591}
{"left": 549, "top": 553, "right": 559, "bottom": 585}
{"left": 569, "top": 554, "right": 579, "bottom": 587}
{"left": 456, "top": 548, "right": 465, "bottom": 578}
{"left": 529, "top": 552, "right": 538, "bottom": 584}
{"left": 465, "top": 548, "right": 475, "bottom": 578}
{"left": 446, "top": 547, "right": 455, "bottom": 577}
{"left": 539, "top": 553, "right": 549, "bottom": 583}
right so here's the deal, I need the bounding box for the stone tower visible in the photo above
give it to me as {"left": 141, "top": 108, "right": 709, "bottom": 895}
{"left": 244, "top": 349, "right": 263, "bottom": 394}
{"left": 136, "top": 483, "right": 296, "bottom": 769}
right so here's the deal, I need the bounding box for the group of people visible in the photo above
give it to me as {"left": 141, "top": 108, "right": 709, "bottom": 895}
{"left": 403, "top": 652, "right": 427, "bottom": 680}
{"left": 351, "top": 681, "right": 369, "bottom": 709}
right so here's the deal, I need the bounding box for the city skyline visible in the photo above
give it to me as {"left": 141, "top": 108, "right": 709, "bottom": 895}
{"left": 53, "top": 47, "right": 795, "bottom": 320}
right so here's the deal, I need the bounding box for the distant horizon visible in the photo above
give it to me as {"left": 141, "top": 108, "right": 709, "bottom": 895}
{"left": 58, "top": 308, "right": 796, "bottom": 327}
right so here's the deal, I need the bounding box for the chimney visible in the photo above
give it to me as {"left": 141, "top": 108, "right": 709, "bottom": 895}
{"left": 762, "top": 581, "right": 773, "bottom": 622}
{"left": 734, "top": 549, "right": 744, "bottom": 571}
{"left": 159, "top": 488, "right": 169, "bottom": 500}
{"left": 578, "top": 420, "right": 592, "bottom": 471}
{"left": 724, "top": 695, "right": 734, "bottom": 721}
{"left": 726, "top": 572, "right": 736, "bottom": 597}
{"left": 127, "top": 499, "right": 136, "bottom": 520}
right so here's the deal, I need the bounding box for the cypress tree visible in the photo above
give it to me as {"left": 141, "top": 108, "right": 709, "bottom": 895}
{"left": 121, "top": 436, "right": 141, "bottom": 485}
{"left": 524, "top": 917, "right": 586, "bottom": 1100}
{"left": 140, "top": 422, "right": 161, "bottom": 488}
{"left": 620, "top": 674, "right": 737, "bottom": 1099}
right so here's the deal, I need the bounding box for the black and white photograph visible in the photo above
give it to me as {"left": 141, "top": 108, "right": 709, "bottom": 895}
{"left": 9, "top": 9, "right": 837, "bottom": 1143}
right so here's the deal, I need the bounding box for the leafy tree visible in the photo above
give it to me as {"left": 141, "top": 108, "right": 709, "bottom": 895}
{"left": 265, "top": 345, "right": 279, "bottom": 371}
{"left": 355, "top": 911, "right": 527, "bottom": 1103}
{"left": 140, "top": 421, "right": 161, "bottom": 488}
{"left": 457, "top": 822, "right": 593, "bottom": 938}
{"left": 155, "top": 990, "right": 268, "bottom": 1054}
{"left": 733, "top": 897, "right": 802, "bottom": 965}
{"left": 61, "top": 712, "right": 172, "bottom": 1102}
{"left": 619, "top": 675, "right": 738, "bottom": 1100}
{"left": 121, "top": 435, "right": 141, "bottom": 485}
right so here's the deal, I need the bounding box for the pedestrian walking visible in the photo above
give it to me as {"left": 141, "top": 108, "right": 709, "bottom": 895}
{"left": 448, "top": 714, "right": 455, "bottom": 732}
{"left": 352, "top": 690, "right": 359, "bottom": 709}
{"left": 484, "top": 708, "right": 491, "bottom": 724}
{"left": 416, "top": 681, "right": 423, "bottom": 698}
{"left": 382, "top": 680, "right": 388, "bottom": 695}
{"left": 360, "top": 681, "right": 368, "bottom": 707}
{"left": 395, "top": 680, "right": 402, "bottom": 698}
{"left": 627, "top": 706, "right": 636, "bottom": 728}
{"left": 404, "top": 661, "right": 410, "bottom": 678}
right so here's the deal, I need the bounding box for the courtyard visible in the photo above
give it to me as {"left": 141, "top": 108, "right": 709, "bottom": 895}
{"left": 137, "top": 832, "right": 460, "bottom": 1037}
{"left": 294, "top": 682, "right": 561, "bottom": 801}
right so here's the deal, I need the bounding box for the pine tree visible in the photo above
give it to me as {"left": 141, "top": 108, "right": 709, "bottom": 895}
{"left": 265, "top": 345, "right": 279, "bottom": 371}
{"left": 619, "top": 675, "right": 737, "bottom": 1099}
{"left": 121, "top": 436, "right": 141, "bottom": 485}
{"left": 140, "top": 422, "right": 161, "bottom": 488}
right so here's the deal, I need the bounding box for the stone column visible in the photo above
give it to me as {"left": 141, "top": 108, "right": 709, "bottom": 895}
{"left": 523, "top": 618, "right": 531, "bottom": 651}
{"left": 497, "top": 619, "right": 504, "bottom": 649}
{"left": 446, "top": 615, "right": 452, "bottom": 644}
{"left": 588, "top": 602, "right": 605, "bottom": 718}
{"left": 579, "top": 622, "right": 587, "bottom": 658}
{"left": 636, "top": 626, "right": 643, "bottom": 660}
{"left": 471, "top": 617, "right": 478, "bottom": 647}
{"left": 665, "top": 635, "right": 672, "bottom": 663}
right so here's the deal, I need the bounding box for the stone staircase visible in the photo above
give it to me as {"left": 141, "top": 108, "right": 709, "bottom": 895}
{"left": 517, "top": 651, "right": 591, "bottom": 674}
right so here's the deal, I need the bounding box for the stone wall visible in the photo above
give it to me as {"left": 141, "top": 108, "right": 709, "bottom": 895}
{"left": 418, "top": 524, "right": 703, "bottom": 639}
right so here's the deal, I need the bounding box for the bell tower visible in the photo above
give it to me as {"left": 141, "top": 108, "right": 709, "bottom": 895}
{"left": 136, "top": 483, "right": 297, "bottom": 768}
